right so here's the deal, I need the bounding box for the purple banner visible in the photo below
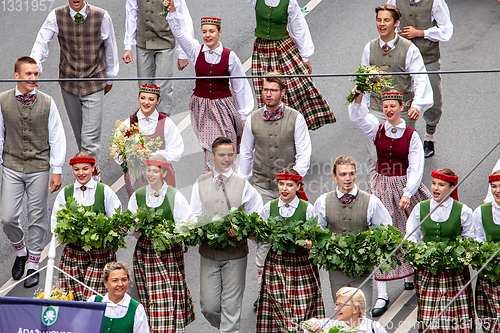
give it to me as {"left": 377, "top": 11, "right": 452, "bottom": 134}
{"left": 0, "top": 296, "right": 105, "bottom": 333}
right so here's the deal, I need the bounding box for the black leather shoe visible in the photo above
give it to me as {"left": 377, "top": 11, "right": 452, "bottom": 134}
{"left": 405, "top": 282, "right": 415, "bottom": 290}
{"left": 371, "top": 298, "right": 390, "bottom": 317}
{"left": 424, "top": 141, "right": 435, "bottom": 158}
{"left": 253, "top": 298, "right": 258, "bottom": 311}
{"left": 24, "top": 269, "right": 39, "bottom": 288}
{"left": 11, "top": 254, "right": 28, "bottom": 280}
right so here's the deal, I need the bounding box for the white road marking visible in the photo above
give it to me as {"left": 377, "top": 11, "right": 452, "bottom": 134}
{"left": 393, "top": 308, "right": 418, "bottom": 333}
{"left": 378, "top": 290, "right": 415, "bottom": 326}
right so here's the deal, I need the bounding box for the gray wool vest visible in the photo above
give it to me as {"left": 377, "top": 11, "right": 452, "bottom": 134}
{"left": 136, "top": 0, "right": 176, "bottom": 50}
{"left": 397, "top": 0, "right": 440, "bottom": 64}
{"left": 325, "top": 189, "right": 371, "bottom": 236}
{"left": 369, "top": 36, "right": 414, "bottom": 112}
{"left": 0, "top": 89, "right": 51, "bottom": 174}
{"left": 197, "top": 172, "right": 248, "bottom": 261}
{"left": 251, "top": 106, "right": 298, "bottom": 192}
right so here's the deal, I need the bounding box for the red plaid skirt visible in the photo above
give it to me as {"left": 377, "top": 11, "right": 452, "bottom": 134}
{"left": 133, "top": 236, "right": 195, "bottom": 332}
{"left": 414, "top": 267, "right": 475, "bottom": 333}
{"left": 58, "top": 242, "right": 116, "bottom": 301}
{"left": 256, "top": 248, "right": 325, "bottom": 332}
{"left": 475, "top": 275, "right": 500, "bottom": 333}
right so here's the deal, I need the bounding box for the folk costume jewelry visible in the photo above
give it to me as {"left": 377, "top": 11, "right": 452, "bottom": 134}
{"left": 144, "top": 159, "right": 177, "bottom": 189}
{"left": 69, "top": 157, "right": 96, "bottom": 191}
{"left": 431, "top": 169, "right": 459, "bottom": 201}
{"left": 276, "top": 173, "right": 309, "bottom": 201}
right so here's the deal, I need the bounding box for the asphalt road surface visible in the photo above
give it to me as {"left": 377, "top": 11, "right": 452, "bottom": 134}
{"left": 0, "top": 0, "right": 499, "bottom": 332}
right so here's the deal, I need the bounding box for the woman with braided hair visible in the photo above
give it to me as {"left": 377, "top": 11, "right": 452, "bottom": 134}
{"left": 406, "top": 168, "right": 475, "bottom": 333}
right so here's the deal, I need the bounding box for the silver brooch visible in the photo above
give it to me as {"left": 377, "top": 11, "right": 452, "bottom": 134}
{"left": 391, "top": 128, "right": 397, "bottom": 134}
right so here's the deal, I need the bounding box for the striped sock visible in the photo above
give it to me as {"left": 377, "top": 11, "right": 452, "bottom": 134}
{"left": 27, "top": 251, "right": 41, "bottom": 271}
{"left": 12, "top": 238, "right": 27, "bottom": 257}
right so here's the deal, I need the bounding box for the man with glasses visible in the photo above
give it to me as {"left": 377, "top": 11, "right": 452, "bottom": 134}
{"left": 239, "top": 71, "right": 311, "bottom": 309}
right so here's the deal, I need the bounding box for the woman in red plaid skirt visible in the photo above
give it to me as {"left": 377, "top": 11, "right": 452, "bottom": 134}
{"left": 349, "top": 90, "right": 431, "bottom": 317}
{"left": 473, "top": 171, "right": 500, "bottom": 333}
{"left": 406, "top": 168, "right": 476, "bottom": 333}
{"left": 128, "top": 155, "right": 195, "bottom": 332}
{"left": 256, "top": 168, "right": 324, "bottom": 333}
{"left": 51, "top": 152, "right": 122, "bottom": 301}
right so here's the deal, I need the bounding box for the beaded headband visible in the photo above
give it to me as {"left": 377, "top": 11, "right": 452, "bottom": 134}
{"left": 69, "top": 157, "right": 95, "bottom": 165}
{"left": 381, "top": 91, "right": 403, "bottom": 101}
{"left": 276, "top": 173, "right": 303, "bottom": 182}
{"left": 431, "top": 170, "right": 458, "bottom": 185}
{"left": 201, "top": 17, "right": 221, "bottom": 26}
{"left": 145, "top": 159, "right": 172, "bottom": 169}
{"left": 489, "top": 174, "right": 500, "bottom": 183}
{"left": 139, "top": 84, "right": 161, "bottom": 95}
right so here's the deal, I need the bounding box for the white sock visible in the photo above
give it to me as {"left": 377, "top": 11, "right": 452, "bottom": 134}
{"left": 12, "top": 238, "right": 27, "bottom": 257}
{"left": 424, "top": 133, "right": 434, "bottom": 142}
{"left": 27, "top": 251, "right": 41, "bottom": 271}
{"left": 405, "top": 275, "right": 414, "bottom": 283}
{"left": 375, "top": 281, "right": 388, "bottom": 308}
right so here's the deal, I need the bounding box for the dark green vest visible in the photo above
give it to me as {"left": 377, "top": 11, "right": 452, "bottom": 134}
{"left": 64, "top": 182, "right": 106, "bottom": 214}
{"left": 480, "top": 203, "right": 500, "bottom": 242}
{"left": 254, "top": 0, "right": 289, "bottom": 40}
{"left": 95, "top": 295, "right": 138, "bottom": 333}
{"left": 420, "top": 199, "right": 462, "bottom": 242}
{"left": 135, "top": 186, "right": 177, "bottom": 222}
{"left": 270, "top": 198, "right": 308, "bottom": 221}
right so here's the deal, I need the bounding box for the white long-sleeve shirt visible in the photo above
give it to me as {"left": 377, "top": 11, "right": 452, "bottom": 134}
{"left": 387, "top": 0, "right": 453, "bottom": 43}
{"left": 166, "top": 11, "right": 254, "bottom": 119}
{"left": 190, "top": 169, "right": 263, "bottom": 217}
{"left": 51, "top": 179, "right": 122, "bottom": 233}
{"left": 406, "top": 198, "right": 475, "bottom": 243}
{"left": 245, "top": 0, "right": 315, "bottom": 61}
{"left": 313, "top": 185, "right": 393, "bottom": 230}
{"left": 30, "top": 3, "right": 119, "bottom": 85}
{"left": 349, "top": 102, "right": 424, "bottom": 198}
{"left": 361, "top": 35, "right": 433, "bottom": 113}
{"left": 114, "top": 110, "right": 184, "bottom": 164}
{"left": 238, "top": 104, "right": 311, "bottom": 180}
{"left": 260, "top": 196, "right": 315, "bottom": 220}
{"left": 124, "top": 0, "right": 193, "bottom": 60}
{"left": 128, "top": 182, "right": 194, "bottom": 223}
{"left": 0, "top": 87, "right": 66, "bottom": 173}
{"left": 473, "top": 202, "right": 500, "bottom": 243}
{"left": 87, "top": 293, "right": 149, "bottom": 333}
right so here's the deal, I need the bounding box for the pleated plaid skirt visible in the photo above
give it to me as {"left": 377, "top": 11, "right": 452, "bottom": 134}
{"left": 370, "top": 173, "right": 431, "bottom": 281}
{"left": 414, "top": 267, "right": 475, "bottom": 333}
{"left": 256, "top": 248, "right": 325, "bottom": 333}
{"left": 252, "top": 37, "right": 335, "bottom": 131}
{"left": 59, "top": 242, "right": 116, "bottom": 301}
{"left": 189, "top": 94, "right": 243, "bottom": 172}
{"left": 475, "top": 275, "right": 500, "bottom": 333}
{"left": 133, "top": 236, "right": 195, "bottom": 333}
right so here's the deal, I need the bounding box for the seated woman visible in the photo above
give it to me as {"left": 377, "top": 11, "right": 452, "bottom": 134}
{"left": 406, "top": 168, "right": 475, "bottom": 333}
{"left": 114, "top": 84, "right": 184, "bottom": 197}
{"left": 87, "top": 261, "right": 149, "bottom": 333}
{"left": 256, "top": 167, "right": 324, "bottom": 333}
{"left": 302, "top": 287, "right": 387, "bottom": 333}
{"left": 128, "top": 155, "right": 195, "bottom": 332}
{"left": 51, "top": 152, "right": 121, "bottom": 301}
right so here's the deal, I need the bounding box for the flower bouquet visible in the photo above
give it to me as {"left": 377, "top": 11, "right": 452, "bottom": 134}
{"left": 301, "top": 320, "right": 358, "bottom": 333}
{"left": 345, "top": 65, "right": 395, "bottom": 103}
{"left": 35, "top": 288, "right": 73, "bottom": 301}
{"left": 110, "top": 121, "right": 162, "bottom": 175}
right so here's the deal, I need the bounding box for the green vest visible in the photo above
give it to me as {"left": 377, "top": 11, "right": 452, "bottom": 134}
{"left": 420, "top": 199, "right": 462, "bottom": 242}
{"left": 135, "top": 186, "right": 177, "bottom": 222}
{"left": 95, "top": 295, "right": 138, "bottom": 333}
{"left": 64, "top": 182, "right": 106, "bottom": 214}
{"left": 270, "top": 198, "right": 308, "bottom": 221}
{"left": 254, "top": 0, "right": 289, "bottom": 40}
{"left": 480, "top": 202, "right": 500, "bottom": 242}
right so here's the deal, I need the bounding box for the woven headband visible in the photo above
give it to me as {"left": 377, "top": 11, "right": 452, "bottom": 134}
{"left": 201, "top": 17, "right": 221, "bottom": 26}
{"left": 276, "top": 173, "right": 303, "bottom": 182}
{"left": 139, "top": 84, "right": 161, "bottom": 95}
{"left": 431, "top": 170, "right": 458, "bottom": 185}
{"left": 69, "top": 157, "right": 95, "bottom": 165}
{"left": 145, "top": 159, "right": 171, "bottom": 169}
{"left": 381, "top": 91, "right": 403, "bottom": 101}
{"left": 489, "top": 174, "right": 500, "bottom": 183}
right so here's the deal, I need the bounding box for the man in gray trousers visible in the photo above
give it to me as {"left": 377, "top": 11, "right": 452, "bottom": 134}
{"left": 190, "top": 137, "right": 263, "bottom": 333}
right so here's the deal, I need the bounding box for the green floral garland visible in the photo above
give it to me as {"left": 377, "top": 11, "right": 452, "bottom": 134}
{"left": 470, "top": 238, "right": 500, "bottom": 281}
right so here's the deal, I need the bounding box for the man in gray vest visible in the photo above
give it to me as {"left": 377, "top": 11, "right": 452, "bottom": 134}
{"left": 361, "top": 4, "right": 433, "bottom": 129}
{"left": 0, "top": 56, "right": 66, "bottom": 288}
{"left": 238, "top": 71, "right": 312, "bottom": 309}
{"left": 387, "top": 0, "right": 453, "bottom": 158}
{"left": 31, "top": 0, "right": 118, "bottom": 177}
{"left": 190, "top": 137, "right": 263, "bottom": 333}
{"left": 313, "top": 155, "right": 392, "bottom": 315}
{"left": 123, "top": 0, "right": 194, "bottom": 115}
